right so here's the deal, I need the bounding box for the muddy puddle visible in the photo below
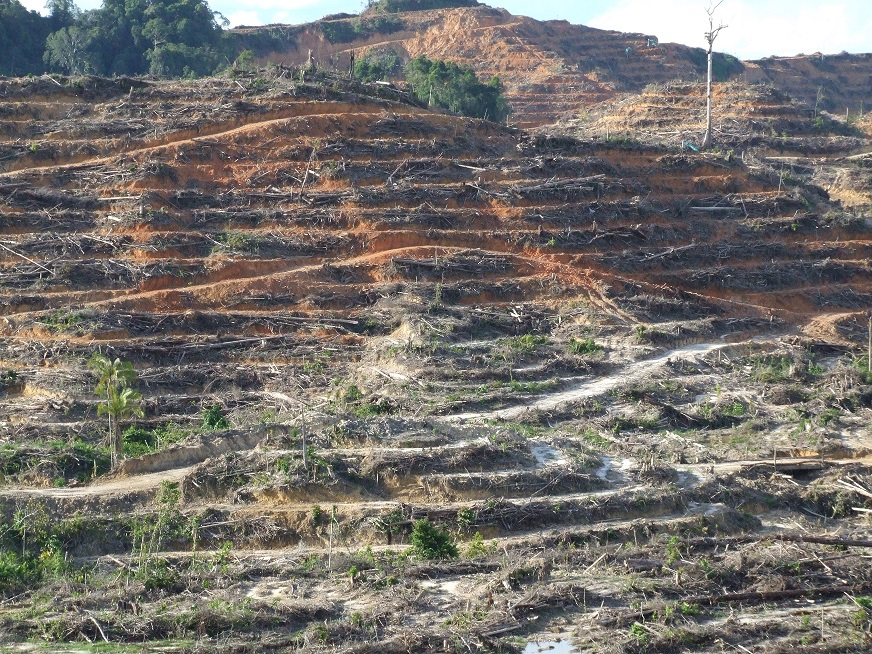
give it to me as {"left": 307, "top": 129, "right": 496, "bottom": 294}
{"left": 523, "top": 636, "right": 578, "bottom": 653}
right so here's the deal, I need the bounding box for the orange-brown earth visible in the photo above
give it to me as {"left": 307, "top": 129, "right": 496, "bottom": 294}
{"left": 0, "top": 73, "right": 870, "bottom": 653}
{"left": 233, "top": 3, "right": 872, "bottom": 130}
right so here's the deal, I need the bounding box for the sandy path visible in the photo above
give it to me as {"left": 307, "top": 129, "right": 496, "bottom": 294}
{"left": 447, "top": 339, "right": 739, "bottom": 422}
{"left": 0, "top": 465, "right": 192, "bottom": 499}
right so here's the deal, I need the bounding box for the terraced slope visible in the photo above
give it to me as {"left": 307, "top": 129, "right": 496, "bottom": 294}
{"left": 560, "top": 80, "right": 872, "bottom": 213}
{"left": 565, "top": 81, "right": 864, "bottom": 150}
{"left": 233, "top": 3, "right": 872, "bottom": 130}
{"left": 0, "top": 74, "right": 870, "bottom": 653}
{"left": 233, "top": 4, "right": 721, "bottom": 128}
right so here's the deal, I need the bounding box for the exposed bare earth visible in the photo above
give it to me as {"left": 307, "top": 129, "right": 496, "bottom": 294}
{"left": 234, "top": 4, "right": 872, "bottom": 129}
{"left": 0, "top": 72, "right": 870, "bottom": 653}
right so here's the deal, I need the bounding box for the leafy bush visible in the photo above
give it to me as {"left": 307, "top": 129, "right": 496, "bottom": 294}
{"left": 201, "top": 405, "right": 230, "bottom": 430}
{"left": 0, "top": 439, "right": 111, "bottom": 484}
{"left": 122, "top": 424, "right": 187, "bottom": 457}
{"left": 505, "top": 334, "right": 549, "bottom": 353}
{"left": 0, "top": 369, "right": 17, "bottom": 390}
{"left": 410, "top": 519, "right": 458, "bottom": 559}
{"left": 354, "top": 48, "right": 403, "bottom": 82}
{"left": 123, "top": 426, "right": 159, "bottom": 457}
{"left": 0, "top": 550, "right": 38, "bottom": 597}
{"left": 405, "top": 55, "right": 510, "bottom": 122}
{"left": 321, "top": 15, "right": 405, "bottom": 44}
{"left": 569, "top": 337, "right": 602, "bottom": 355}
{"left": 0, "top": 502, "right": 69, "bottom": 597}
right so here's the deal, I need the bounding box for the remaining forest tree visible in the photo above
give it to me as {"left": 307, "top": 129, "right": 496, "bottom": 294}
{"left": 405, "top": 55, "right": 511, "bottom": 122}
{"left": 1, "top": 0, "right": 227, "bottom": 78}
{"left": 85, "top": 0, "right": 225, "bottom": 77}
{"left": 0, "top": 0, "right": 62, "bottom": 75}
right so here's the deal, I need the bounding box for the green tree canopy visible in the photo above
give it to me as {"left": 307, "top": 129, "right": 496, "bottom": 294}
{"left": 0, "top": 0, "right": 53, "bottom": 76}
{"left": 405, "top": 55, "right": 510, "bottom": 122}
{"left": 85, "top": 0, "right": 224, "bottom": 77}
{"left": 44, "top": 25, "right": 93, "bottom": 74}
{"left": 353, "top": 48, "right": 403, "bottom": 82}
{"left": 89, "top": 354, "right": 143, "bottom": 468}
{"left": 45, "top": 0, "right": 80, "bottom": 30}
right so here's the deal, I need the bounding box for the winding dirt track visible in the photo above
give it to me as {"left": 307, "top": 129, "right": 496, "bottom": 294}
{"left": 448, "top": 339, "right": 739, "bottom": 422}
{"left": 3, "top": 335, "right": 850, "bottom": 503}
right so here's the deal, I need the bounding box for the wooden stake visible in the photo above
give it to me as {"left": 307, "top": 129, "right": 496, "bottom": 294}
{"left": 866, "top": 313, "right": 872, "bottom": 372}
{"left": 300, "top": 406, "right": 307, "bottom": 471}
{"left": 327, "top": 505, "right": 337, "bottom": 573}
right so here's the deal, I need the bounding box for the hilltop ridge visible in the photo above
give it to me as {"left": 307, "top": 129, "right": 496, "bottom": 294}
{"left": 231, "top": 2, "right": 872, "bottom": 128}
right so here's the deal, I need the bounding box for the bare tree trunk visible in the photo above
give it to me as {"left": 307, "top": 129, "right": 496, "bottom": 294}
{"left": 701, "top": 1, "right": 727, "bottom": 150}
{"left": 867, "top": 314, "right": 871, "bottom": 371}
{"left": 702, "top": 45, "right": 714, "bottom": 149}
{"left": 300, "top": 406, "right": 308, "bottom": 470}
{"left": 112, "top": 414, "right": 122, "bottom": 469}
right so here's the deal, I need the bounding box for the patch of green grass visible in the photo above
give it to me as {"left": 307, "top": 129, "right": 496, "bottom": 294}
{"left": 580, "top": 428, "right": 610, "bottom": 449}
{"left": 214, "top": 230, "right": 259, "bottom": 253}
{"left": 509, "top": 378, "right": 558, "bottom": 394}
{"left": 122, "top": 423, "right": 189, "bottom": 458}
{"left": 503, "top": 334, "right": 549, "bottom": 353}
{"left": 43, "top": 309, "right": 87, "bottom": 332}
{"left": 495, "top": 421, "right": 543, "bottom": 439}
{"left": 569, "top": 336, "right": 602, "bottom": 355}
{"left": 751, "top": 355, "right": 794, "bottom": 383}
{"left": 817, "top": 407, "right": 841, "bottom": 427}
{"left": 443, "top": 609, "right": 488, "bottom": 627}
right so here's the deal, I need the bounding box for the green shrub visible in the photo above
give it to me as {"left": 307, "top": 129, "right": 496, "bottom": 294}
{"left": 122, "top": 424, "right": 189, "bottom": 457}
{"left": 0, "top": 369, "right": 18, "bottom": 390}
{"left": 343, "top": 385, "right": 364, "bottom": 403}
{"left": 569, "top": 337, "right": 602, "bottom": 355}
{"left": 410, "top": 519, "right": 458, "bottom": 559}
{"left": 201, "top": 405, "right": 230, "bottom": 430}
{"left": 505, "top": 334, "right": 549, "bottom": 353}
{"left": 321, "top": 15, "right": 404, "bottom": 44}
{"left": 752, "top": 356, "right": 794, "bottom": 383}
{"left": 123, "top": 426, "right": 158, "bottom": 457}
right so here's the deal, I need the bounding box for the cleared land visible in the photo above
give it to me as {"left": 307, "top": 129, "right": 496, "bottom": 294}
{"left": 0, "top": 72, "right": 870, "bottom": 653}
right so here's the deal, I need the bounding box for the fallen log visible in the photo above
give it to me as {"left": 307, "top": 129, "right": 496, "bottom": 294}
{"left": 689, "top": 206, "right": 742, "bottom": 213}
{"left": 684, "top": 584, "right": 868, "bottom": 606}
{"left": 687, "top": 533, "right": 872, "bottom": 549}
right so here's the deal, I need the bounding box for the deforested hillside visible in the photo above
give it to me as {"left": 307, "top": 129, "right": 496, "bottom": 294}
{"left": 232, "top": 2, "right": 872, "bottom": 130}
{"left": 0, "top": 71, "right": 870, "bottom": 653}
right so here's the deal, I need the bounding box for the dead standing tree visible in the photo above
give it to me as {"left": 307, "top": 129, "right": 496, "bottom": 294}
{"left": 702, "top": 0, "right": 728, "bottom": 149}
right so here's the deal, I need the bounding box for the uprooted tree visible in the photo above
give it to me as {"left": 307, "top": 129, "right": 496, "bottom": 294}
{"left": 701, "top": 0, "right": 728, "bottom": 149}
{"left": 89, "top": 354, "right": 144, "bottom": 469}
